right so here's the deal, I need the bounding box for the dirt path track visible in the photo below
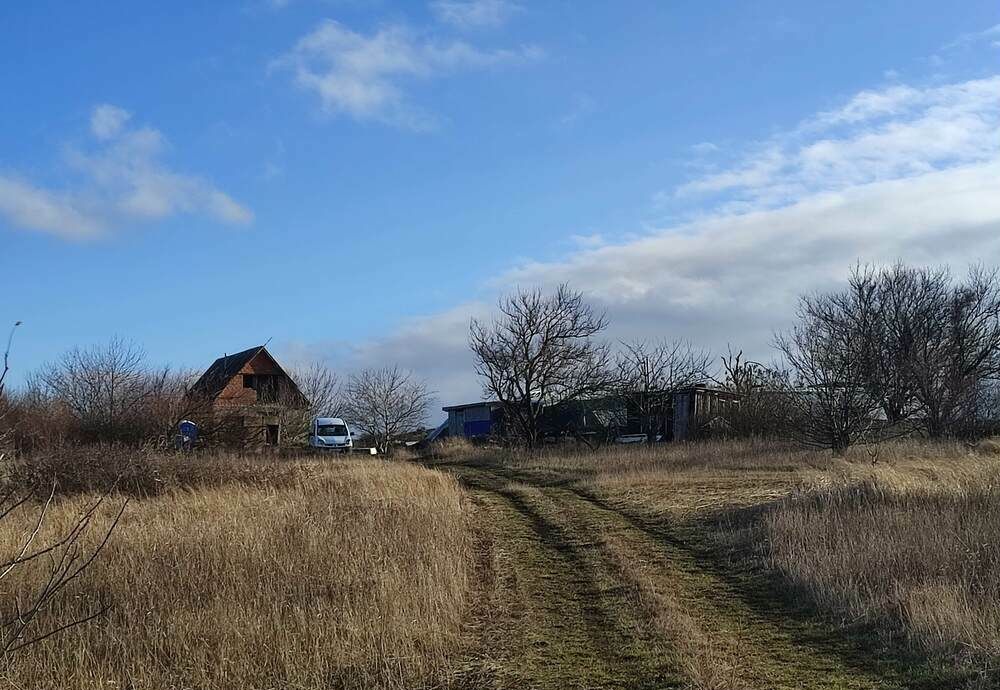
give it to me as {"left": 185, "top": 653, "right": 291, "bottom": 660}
{"left": 442, "top": 461, "right": 959, "bottom": 690}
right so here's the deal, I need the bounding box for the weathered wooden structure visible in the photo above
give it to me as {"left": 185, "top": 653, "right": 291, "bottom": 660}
{"left": 438, "top": 385, "right": 741, "bottom": 444}
{"left": 187, "top": 345, "right": 308, "bottom": 447}
{"left": 441, "top": 401, "right": 504, "bottom": 439}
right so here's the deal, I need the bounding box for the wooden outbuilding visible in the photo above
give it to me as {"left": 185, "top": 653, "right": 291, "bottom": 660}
{"left": 187, "top": 345, "right": 308, "bottom": 447}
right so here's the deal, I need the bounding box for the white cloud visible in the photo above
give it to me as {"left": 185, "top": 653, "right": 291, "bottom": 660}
{"left": 302, "top": 74, "right": 1000, "bottom": 405}
{"left": 430, "top": 0, "right": 522, "bottom": 29}
{"left": 570, "top": 233, "right": 606, "bottom": 249}
{"left": 508, "top": 160, "right": 1000, "bottom": 329}
{"left": 942, "top": 23, "right": 1000, "bottom": 51}
{"left": 273, "top": 19, "right": 541, "bottom": 128}
{"left": 0, "top": 176, "right": 104, "bottom": 239}
{"left": 691, "top": 141, "right": 719, "bottom": 155}
{"left": 676, "top": 76, "right": 1000, "bottom": 211}
{"left": 810, "top": 84, "right": 924, "bottom": 126}
{"left": 0, "top": 105, "right": 252, "bottom": 239}
{"left": 281, "top": 301, "right": 493, "bottom": 413}
{"left": 90, "top": 103, "right": 132, "bottom": 140}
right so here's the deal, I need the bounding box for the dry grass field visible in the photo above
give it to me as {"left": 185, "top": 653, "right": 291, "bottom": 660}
{"left": 2, "top": 455, "right": 474, "bottom": 690}
{"left": 429, "top": 438, "right": 1000, "bottom": 688}
{"left": 515, "top": 438, "right": 1000, "bottom": 671}
{"left": 5, "top": 439, "right": 1000, "bottom": 689}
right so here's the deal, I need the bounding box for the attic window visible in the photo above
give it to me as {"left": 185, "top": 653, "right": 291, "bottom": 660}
{"left": 243, "top": 373, "right": 280, "bottom": 403}
{"left": 258, "top": 377, "right": 279, "bottom": 403}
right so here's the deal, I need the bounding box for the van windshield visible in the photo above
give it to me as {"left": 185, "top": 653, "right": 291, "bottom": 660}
{"left": 317, "top": 424, "right": 348, "bottom": 437}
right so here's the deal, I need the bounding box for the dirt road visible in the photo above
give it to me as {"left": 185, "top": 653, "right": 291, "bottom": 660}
{"left": 440, "top": 461, "right": 966, "bottom": 690}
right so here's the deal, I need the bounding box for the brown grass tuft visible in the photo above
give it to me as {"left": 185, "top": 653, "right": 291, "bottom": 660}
{"left": 762, "top": 459, "right": 1000, "bottom": 663}
{"left": 6, "top": 446, "right": 303, "bottom": 499}
{"left": 2, "top": 457, "right": 474, "bottom": 689}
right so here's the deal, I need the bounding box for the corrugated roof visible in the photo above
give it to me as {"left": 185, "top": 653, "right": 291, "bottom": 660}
{"left": 442, "top": 401, "right": 502, "bottom": 412}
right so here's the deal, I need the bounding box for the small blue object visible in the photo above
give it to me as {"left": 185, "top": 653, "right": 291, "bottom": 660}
{"left": 178, "top": 420, "right": 199, "bottom": 450}
{"left": 464, "top": 420, "right": 492, "bottom": 437}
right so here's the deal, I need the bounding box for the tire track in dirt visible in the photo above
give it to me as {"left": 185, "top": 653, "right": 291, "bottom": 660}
{"left": 451, "top": 464, "right": 682, "bottom": 690}
{"left": 545, "top": 484, "right": 898, "bottom": 690}
{"left": 558, "top": 485, "right": 975, "bottom": 690}
{"left": 442, "top": 461, "right": 958, "bottom": 690}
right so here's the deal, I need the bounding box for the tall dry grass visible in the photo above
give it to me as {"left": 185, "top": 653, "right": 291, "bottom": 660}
{"left": 483, "top": 438, "right": 1000, "bottom": 674}
{"left": 498, "top": 439, "right": 840, "bottom": 515}
{"left": 2, "top": 456, "right": 474, "bottom": 689}
{"left": 761, "top": 446, "right": 1000, "bottom": 665}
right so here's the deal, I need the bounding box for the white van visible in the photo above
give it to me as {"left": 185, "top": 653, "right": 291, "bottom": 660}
{"left": 309, "top": 417, "right": 353, "bottom": 453}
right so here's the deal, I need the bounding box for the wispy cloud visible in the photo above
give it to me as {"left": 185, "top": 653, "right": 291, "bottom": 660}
{"left": 0, "top": 177, "right": 105, "bottom": 239}
{"left": 429, "top": 0, "right": 522, "bottom": 29}
{"left": 558, "top": 93, "right": 597, "bottom": 127}
{"left": 273, "top": 19, "right": 541, "bottom": 128}
{"left": 0, "top": 104, "right": 252, "bottom": 239}
{"left": 690, "top": 141, "right": 719, "bottom": 155}
{"left": 942, "top": 23, "right": 1000, "bottom": 51}
{"left": 90, "top": 104, "right": 132, "bottom": 140}
{"left": 312, "top": 73, "right": 1000, "bottom": 404}
{"left": 675, "top": 76, "right": 1000, "bottom": 211}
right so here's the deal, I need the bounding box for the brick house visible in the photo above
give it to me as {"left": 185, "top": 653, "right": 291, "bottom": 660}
{"left": 187, "top": 345, "right": 308, "bottom": 447}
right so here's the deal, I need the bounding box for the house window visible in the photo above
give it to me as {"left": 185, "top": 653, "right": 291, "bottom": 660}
{"left": 242, "top": 374, "right": 280, "bottom": 403}
{"left": 257, "top": 376, "right": 279, "bottom": 403}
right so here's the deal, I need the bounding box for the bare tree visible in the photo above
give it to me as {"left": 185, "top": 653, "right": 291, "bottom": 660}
{"left": 32, "top": 337, "right": 171, "bottom": 445}
{"left": 343, "top": 367, "right": 431, "bottom": 454}
{"left": 0, "top": 322, "right": 22, "bottom": 459}
{"left": 279, "top": 363, "right": 344, "bottom": 444}
{"left": 615, "top": 339, "right": 711, "bottom": 443}
{"left": 718, "top": 347, "right": 793, "bottom": 437}
{"left": 469, "top": 284, "right": 613, "bottom": 448}
{"left": 0, "top": 322, "right": 126, "bottom": 660}
{"left": 147, "top": 369, "right": 208, "bottom": 445}
{"left": 819, "top": 263, "right": 1000, "bottom": 439}
{"left": 864, "top": 263, "right": 929, "bottom": 426}
{"left": 775, "top": 296, "right": 880, "bottom": 453}
{"left": 1, "top": 487, "right": 127, "bottom": 659}
{"left": 906, "top": 265, "right": 1000, "bottom": 437}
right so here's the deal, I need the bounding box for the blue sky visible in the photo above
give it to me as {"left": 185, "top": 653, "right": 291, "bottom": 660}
{"left": 2, "top": 1, "right": 999, "bottom": 408}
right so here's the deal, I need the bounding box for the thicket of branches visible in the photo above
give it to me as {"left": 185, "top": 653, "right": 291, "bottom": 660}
{"left": 275, "top": 363, "right": 345, "bottom": 444}
{"left": 615, "top": 339, "right": 712, "bottom": 444}
{"left": 8, "top": 261, "right": 1000, "bottom": 457}
{"left": 0, "top": 323, "right": 20, "bottom": 461}
{"left": 342, "top": 367, "right": 432, "bottom": 455}
{"left": 9, "top": 338, "right": 199, "bottom": 451}
{"left": 717, "top": 348, "right": 792, "bottom": 437}
{"left": 1, "top": 322, "right": 126, "bottom": 663}
{"left": 470, "top": 284, "right": 615, "bottom": 448}
{"left": 469, "top": 264, "right": 1000, "bottom": 452}
{"left": 774, "top": 263, "right": 1000, "bottom": 451}
{"left": 2, "top": 333, "right": 433, "bottom": 454}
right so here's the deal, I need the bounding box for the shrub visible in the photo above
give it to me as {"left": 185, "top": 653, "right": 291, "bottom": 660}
{"left": 5, "top": 447, "right": 301, "bottom": 499}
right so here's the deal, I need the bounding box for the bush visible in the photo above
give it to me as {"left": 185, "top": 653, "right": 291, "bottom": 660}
{"left": 5, "top": 447, "right": 301, "bottom": 499}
